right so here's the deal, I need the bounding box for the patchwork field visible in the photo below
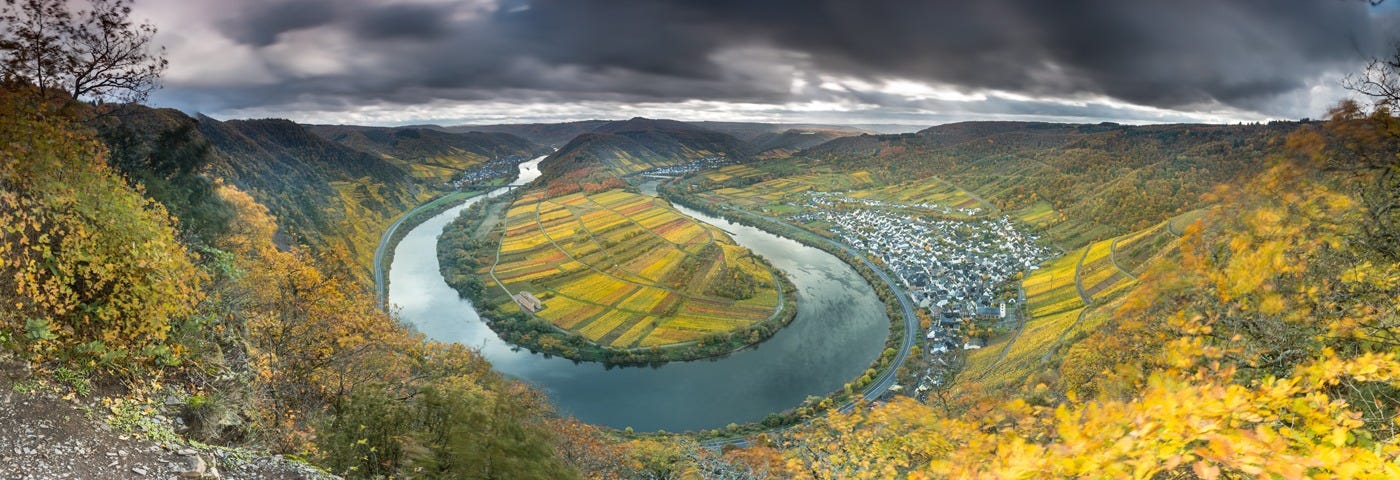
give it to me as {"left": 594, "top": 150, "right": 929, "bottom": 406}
{"left": 698, "top": 171, "right": 876, "bottom": 209}
{"left": 692, "top": 165, "right": 1000, "bottom": 221}
{"left": 488, "top": 188, "right": 780, "bottom": 348}
{"left": 851, "top": 177, "right": 987, "bottom": 211}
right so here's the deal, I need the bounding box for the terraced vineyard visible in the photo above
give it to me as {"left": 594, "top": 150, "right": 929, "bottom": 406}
{"left": 961, "top": 306, "right": 1085, "bottom": 387}
{"left": 1024, "top": 249, "right": 1086, "bottom": 317}
{"left": 959, "top": 219, "right": 1183, "bottom": 393}
{"left": 1078, "top": 238, "right": 1135, "bottom": 303}
{"left": 488, "top": 188, "right": 781, "bottom": 348}
{"left": 700, "top": 171, "right": 876, "bottom": 209}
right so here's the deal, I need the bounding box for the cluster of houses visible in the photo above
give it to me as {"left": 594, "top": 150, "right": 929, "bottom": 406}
{"left": 637, "top": 155, "right": 735, "bottom": 177}
{"left": 789, "top": 196, "right": 1054, "bottom": 397}
{"left": 806, "top": 191, "right": 984, "bottom": 217}
{"left": 449, "top": 155, "right": 534, "bottom": 188}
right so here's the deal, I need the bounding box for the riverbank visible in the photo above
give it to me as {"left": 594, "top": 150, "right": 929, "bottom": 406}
{"left": 436, "top": 190, "right": 801, "bottom": 366}
{"left": 660, "top": 184, "right": 918, "bottom": 442}
{"left": 373, "top": 181, "right": 511, "bottom": 306}
{"left": 388, "top": 155, "right": 887, "bottom": 432}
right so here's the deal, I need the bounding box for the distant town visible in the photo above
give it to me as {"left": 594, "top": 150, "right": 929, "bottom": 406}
{"left": 790, "top": 191, "right": 1055, "bottom": 393}
{"left": 637, "top": 155, "right": 737, "bottom": 177}
{"left": 449, "top": 154, "right": 536, "bottom": 187}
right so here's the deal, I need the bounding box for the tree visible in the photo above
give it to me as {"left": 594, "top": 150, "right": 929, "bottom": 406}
{"left": 0, "top": 0, "right": 166, "bottom": 104}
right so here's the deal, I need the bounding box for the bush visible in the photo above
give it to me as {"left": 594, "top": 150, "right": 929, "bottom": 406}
{"left": 0, "top": 92, "right": 202, "bottom": 369}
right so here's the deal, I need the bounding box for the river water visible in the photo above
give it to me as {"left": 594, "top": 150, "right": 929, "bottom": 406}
{"left": 389, "top": 160, "right": 886, "bottom": 432}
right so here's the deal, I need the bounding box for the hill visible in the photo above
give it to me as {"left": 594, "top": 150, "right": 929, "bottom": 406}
{"left": 748, "top": 128, "right": 859, "bottom": 157}
{"left": 92, "top": 105, "right": 427, "bottom": 278}
{"left": 306, "top": 125, "right": 547, "bottom": 184}
{"left": 194, "top": 117, "right": 426, "bottom": 278}
{"left": 430, "top": 120, "right": 609, "bottom": 147}
{"left": 688, "top": 121, "right": 870, "bottom": 141}
{"left": 540, "top": 117, "right": 754, "bottom": 180}
{"left": 802, "top": 120, "right": 1300, "bottom": 248}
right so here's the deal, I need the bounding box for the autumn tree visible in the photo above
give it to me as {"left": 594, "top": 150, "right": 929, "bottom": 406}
{"left": 0, "top": 0, "right": 167, "bottom": 104}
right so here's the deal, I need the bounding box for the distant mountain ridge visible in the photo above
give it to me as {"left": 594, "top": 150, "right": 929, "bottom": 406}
{"left": 425, "top": 120, "right": 610, "bottom": 147}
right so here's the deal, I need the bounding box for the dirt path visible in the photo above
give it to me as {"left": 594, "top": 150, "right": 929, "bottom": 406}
{"left": 1109, "top": 237, "right": 1136, "bottom": 278}
{"left": 1074, "top": 245, "right": 1092, "bottom": 305}
{"left": 0, "top": 357, "right": 335, "bottom": 480}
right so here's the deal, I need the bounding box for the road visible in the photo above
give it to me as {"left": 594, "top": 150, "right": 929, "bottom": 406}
{"left": 698, "top": 205, "right": 920, "bottom": 448}
{"left": 1108, "top": 238, "right": 1137, "bottom": 279}
{"left": 1073, "top": 245, "right": 1091, "bottom": 305}
{"left": 373, "top": 192, "right": 481, "bottom": 308}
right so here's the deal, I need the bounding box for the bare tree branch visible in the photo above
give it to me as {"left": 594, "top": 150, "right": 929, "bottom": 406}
{"left": 0, "top": 0, "right": 165, "bottom": 104}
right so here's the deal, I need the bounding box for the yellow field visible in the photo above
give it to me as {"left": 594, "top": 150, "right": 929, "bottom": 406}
{"left": 490, "top": 188, "right": 780, "bottom": 348}
{"left": 855, "top": 177, "right": 985, "bottom": 210}
{"left": 961, "top": 307, "right": 1086, "bottom": 389}
{"left": 1025, "top": 249, "right": 1085, "bottom": 317}
{"left": 697, "top": 169, "right": 880, "bottom": 208}
{"left": 1079, "top": 238, "right": 1136, "bottom": 303}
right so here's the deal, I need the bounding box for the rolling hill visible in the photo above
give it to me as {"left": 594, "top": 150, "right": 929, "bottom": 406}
{"left": 802, "top": 120, "right": 1300, "bottom": 248}
{"left": 540, "top": 117, "right": 755, "bottom": 178}
{"left": 429, "top": 120, "right": 610, "bottom": 147}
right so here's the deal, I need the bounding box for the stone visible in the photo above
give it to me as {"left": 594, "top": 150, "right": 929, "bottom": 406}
{"left": 131, "top": 466, "right": 148, "bottom": 475}
{"left": 177, "top": 454, "right": 207, "bottom": 478}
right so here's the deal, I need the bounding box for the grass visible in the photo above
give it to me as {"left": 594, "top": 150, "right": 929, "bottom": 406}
{"left": 490, "top": 188, "right": 780, "bottom": 348}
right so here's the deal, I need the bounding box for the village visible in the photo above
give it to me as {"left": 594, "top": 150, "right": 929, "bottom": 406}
{"left": 637, "top": 155, "right": 736, "bottom": 177}
{"left": 789, "top": 192, "right": 1054, "bottom": 397}
{"left": 448, "top": 154, "right": 535, "bottom": 188}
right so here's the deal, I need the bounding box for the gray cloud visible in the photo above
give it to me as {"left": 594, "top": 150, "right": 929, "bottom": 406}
{"left": 143, "top": 0, "right": 1398, "bottom": 124}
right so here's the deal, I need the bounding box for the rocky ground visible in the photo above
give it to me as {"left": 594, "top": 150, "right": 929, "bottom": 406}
{"left": 0, "top": 357, "right": 337, "bottom": 480}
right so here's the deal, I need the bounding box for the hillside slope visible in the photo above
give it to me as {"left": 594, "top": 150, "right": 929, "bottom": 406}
{"left": 307, "top": 125, "right": 547, "bottom": 184}
{"left": 432, "top": 120, "right": 609, "bottom": 147}
{"left": 196, "top": 117, "right": 425, "bottom": 278}
{"left": 540, "top": 117, "right": 753, "bottom": 179}
{"left": 803, "top": 120, "right": 1299, "bottom": 248}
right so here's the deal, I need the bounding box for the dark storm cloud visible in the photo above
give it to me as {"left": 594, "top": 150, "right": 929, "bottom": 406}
{"left": 636, "top": 0, "right": 1386, "bottom": 108}
{"left": 218, "top": 0, "right": 341, "bottom": 47}
{"left": 153, "top": 0, "right": 1397, "bottom": 121}
{"left": 351, "top": 3, "right": 456, "bottom": 41}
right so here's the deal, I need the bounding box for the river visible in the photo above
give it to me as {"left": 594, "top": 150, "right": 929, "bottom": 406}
{"left": 388, "top": 160, "right": 887, "bottom": 432}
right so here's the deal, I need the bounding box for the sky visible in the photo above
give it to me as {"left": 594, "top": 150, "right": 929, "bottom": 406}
{"left": 134, "top": 0, "right": 1400, "bottom": 127}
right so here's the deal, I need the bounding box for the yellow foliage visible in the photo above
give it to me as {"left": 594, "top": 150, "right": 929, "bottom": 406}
{"left": 0, "top": 95, "right": 202, "bottom": 367}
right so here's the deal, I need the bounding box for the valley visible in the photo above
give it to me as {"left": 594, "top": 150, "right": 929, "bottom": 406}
{"left": 377, "top": 116, "right": 1305, "bottom": 435}
{"left": 5, "top": 2, "right": 1398, "bottom": 478}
